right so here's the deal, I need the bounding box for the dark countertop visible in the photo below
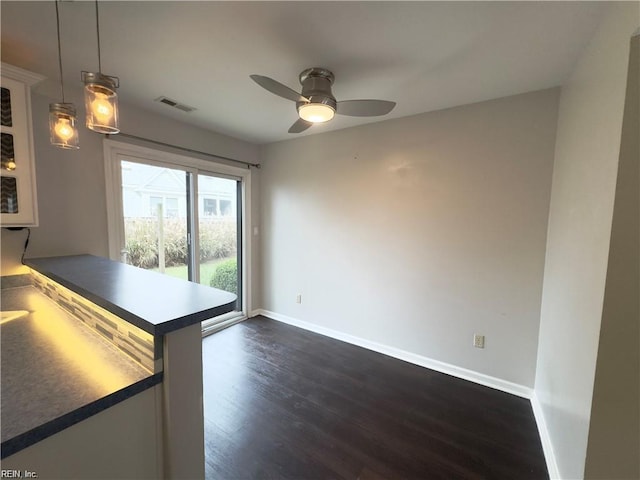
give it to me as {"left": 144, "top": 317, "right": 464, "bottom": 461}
{"left": 2, "top": 255, "right": 235, "bottom": 458}
{"left": 25, "top": 255, "right": 238, "bottom": 335}
{"left": 1, "top": 284, "right": 161, "bottom": 458}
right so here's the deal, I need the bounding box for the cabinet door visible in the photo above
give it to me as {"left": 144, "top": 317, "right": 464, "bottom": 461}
{"left": 1, "top": 75, "right": 38, "bottom": 226}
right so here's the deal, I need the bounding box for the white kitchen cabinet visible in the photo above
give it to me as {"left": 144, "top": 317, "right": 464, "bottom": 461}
{"left": 1, "top": 63, "right": 43, "bottom": 227}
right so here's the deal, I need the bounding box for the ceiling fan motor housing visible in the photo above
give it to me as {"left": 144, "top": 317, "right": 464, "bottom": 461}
{"left": 297, "top": 67, "right": 337, "bottom": 111}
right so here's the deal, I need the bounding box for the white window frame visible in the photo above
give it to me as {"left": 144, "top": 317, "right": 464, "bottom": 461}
{"left": 103, "top": 139, "right": 253, "bottom": 322}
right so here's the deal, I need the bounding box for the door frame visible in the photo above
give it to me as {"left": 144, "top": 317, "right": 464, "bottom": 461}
{"left": 103, "top": 139, "right": 253, "bottom": 320}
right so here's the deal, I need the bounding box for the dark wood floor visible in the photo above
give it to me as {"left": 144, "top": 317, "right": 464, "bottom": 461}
{"left": 202, "top": 316, "right": 548, "bottom": 480}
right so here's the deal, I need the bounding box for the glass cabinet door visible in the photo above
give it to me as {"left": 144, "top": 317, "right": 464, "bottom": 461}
{"left": 1, "top": 87, "right": 18, "bottom": 214}
{"left": 0, "top": 65, "right": 41, "bottom": 227}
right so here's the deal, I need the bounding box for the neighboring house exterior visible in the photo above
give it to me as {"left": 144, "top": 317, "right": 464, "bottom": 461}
{"left": 121, "top": 160, "right": 236, "bottom": 219}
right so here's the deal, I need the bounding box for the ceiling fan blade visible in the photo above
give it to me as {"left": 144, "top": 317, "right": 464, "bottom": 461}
{"left": 336, "top": 99, "right": 396, "bottom": 117}
{"left": 250, "top": 75, "right": 308, "bottom": 103}
{"left": 288, "top": 118, "right": 313, "bottom": 134}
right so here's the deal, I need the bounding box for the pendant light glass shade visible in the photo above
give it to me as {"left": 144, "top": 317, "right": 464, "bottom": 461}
{"left": 82, "top": 71, "right": 119, "bottom": 134}
{"left": 49, "top": 103, "right": 80, "bottom": 149}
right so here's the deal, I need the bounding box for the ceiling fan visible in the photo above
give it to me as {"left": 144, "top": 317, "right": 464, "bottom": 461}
{"left": 250, "top": 67, "right": 396, "bottom": 134}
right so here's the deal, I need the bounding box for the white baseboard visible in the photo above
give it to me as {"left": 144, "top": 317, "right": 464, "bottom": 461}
{"left": 252, "top": 309, "right": 532, "bottom": 399}
{"left": 531, "top": 393, "right": 561, "bottom": 479}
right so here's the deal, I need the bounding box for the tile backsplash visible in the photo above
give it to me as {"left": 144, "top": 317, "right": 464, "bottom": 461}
{"left": 31, "top": 270, "right": 157, "bottom": 373}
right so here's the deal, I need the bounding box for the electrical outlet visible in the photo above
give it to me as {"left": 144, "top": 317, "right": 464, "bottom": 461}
{"left": 473, "top": 334, "right": 485, "bottom": 349}
{"left": 296, "top": 294, "right": 302, "bottom": 304}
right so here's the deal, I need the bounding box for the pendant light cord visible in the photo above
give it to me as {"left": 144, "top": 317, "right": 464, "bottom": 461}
{"left": 54, "top": 0, "right": 65, "bottom": 103}
{"left": 95, "top": 0, "right": 102, "bottom": 73}
{"left": 20, "top": 228, "right": 31, "bottom": 265}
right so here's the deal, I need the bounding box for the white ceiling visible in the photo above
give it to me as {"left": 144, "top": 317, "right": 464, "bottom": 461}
{"left": 1, "top": 1, "right": 607, "bottom": 145}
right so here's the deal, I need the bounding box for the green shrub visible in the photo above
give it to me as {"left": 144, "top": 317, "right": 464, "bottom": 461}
{"left": 124, "top": 219, "right": 158, "bottom": 268}
{"left": 162, "top": 220, "right": 188, "bottom": 266}
{"left": 123, "top": 217, "right": 236, "bottom": 269}
{"left": 209, "top": 258, "right": 238, "bottom": 294}
{"left": 199, "top": 220, "right": 237, "bottom": 262}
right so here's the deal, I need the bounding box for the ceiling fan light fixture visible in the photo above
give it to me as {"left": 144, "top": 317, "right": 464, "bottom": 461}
{"left": 298, "top": 103, "right": 335, "bottom": 123}
{"left": 250, "top": 67, "right": 394, "bottom": 134}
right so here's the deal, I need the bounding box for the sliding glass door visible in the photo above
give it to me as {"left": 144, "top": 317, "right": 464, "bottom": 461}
{"left": 119, "top": 159, "right": 242, "bottom": 321}
{"left": 121, "top": 161, "right": 191, "bottom": 279}
{"left": 196, "top": 174, "right": 241, "bottom": 306}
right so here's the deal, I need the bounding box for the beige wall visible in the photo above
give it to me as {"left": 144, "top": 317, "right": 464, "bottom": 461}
{"left": 1, "top": 92, "right": 110, "bottom": 273}
{"left": 534, "top": 4, "right": 640, "bottom": 479}
{"left": 584, "top": 33, "right": 639, "bottom": 480}
{"left": 260, "top": 88, "right": 559, "bottom": 387}
{"left": 1, "top": 89, "right": 261, "bottom": 308}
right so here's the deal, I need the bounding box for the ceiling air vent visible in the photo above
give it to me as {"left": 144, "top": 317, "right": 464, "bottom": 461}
{"left": 154, "top": 96, "right": 197, "bottom": 113}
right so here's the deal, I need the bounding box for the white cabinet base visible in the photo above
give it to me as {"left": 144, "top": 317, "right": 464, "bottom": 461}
{"left": 1, "top": 387, "right": 162, "bottom": 479}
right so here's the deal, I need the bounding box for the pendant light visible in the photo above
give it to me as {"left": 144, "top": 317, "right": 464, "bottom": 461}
{"left": 82, "top": 0, "right": 120, "bottom": 134}
{"left": 49, "top": 0, "right": 79, "bottom": 150}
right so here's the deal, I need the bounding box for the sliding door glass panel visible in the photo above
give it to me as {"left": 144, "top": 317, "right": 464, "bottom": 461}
{"left": 197, "top": 173, "right": 240, "bottom": 309}
{"left": 121, "top": 160, "right": 190, "bottom": 280}
{"left": 119, "top": 160, "right": 244, "bottom": 323}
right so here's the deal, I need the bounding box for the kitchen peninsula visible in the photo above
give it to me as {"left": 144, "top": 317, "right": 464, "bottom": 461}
{"left": 1, "top": 254, "right": 236, "bottom": 479}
